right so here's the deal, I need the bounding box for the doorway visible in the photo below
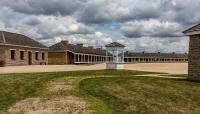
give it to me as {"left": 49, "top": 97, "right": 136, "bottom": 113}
{"left": 28, "top": 51, "right": 32, "bottom": 65}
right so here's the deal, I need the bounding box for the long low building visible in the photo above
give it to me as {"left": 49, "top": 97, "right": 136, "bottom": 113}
{"left": 124, "top": 52, "right": 188, "bottom": 63}
{"left": 48, "top": 40, "right": 113, "bottom": 64}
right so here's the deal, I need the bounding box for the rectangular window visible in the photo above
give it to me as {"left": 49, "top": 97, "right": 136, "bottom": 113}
{"left": 35, "top": 52, "right": 39, "bottom": 60}
{"left": 10, "top": 50, "right": 15, "bottom": 60}
{"left": 42, "top": 53, "right": 45, "bottom": 60}
{"left": 20, "top": 51, "right": 24, "bottom": 60}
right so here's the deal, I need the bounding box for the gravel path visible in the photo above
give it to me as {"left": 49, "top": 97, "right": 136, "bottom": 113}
{"left": 0, "top": 63, "right": 188, "bottom": 74}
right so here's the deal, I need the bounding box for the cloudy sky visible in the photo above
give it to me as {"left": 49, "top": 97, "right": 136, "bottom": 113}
{"left": 0, "top": 0, "right": 199, "bottom": 53}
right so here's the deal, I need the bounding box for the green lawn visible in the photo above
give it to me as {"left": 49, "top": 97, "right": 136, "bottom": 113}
{"left": 0, "top": 70, "right": 199, "bottom": 114}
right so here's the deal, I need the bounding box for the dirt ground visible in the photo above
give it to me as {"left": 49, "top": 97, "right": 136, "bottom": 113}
{"left": 0, "top": 63, "right": 188, "bottom": 74}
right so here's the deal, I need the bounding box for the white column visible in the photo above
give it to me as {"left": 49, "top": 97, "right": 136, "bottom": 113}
{"left": 74, "top": 54, "right": 76, "bottom": 63}
{"left": 83, "top": 55, "right": 85, "bottom": 63}
{"left": 106, "top": 50, "right": 108, "bottom": 63}
{"left": 78, "top": 54, "right": 80, "bottom": 63}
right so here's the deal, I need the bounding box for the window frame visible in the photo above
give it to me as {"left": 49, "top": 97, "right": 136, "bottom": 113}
{"left": 10, "top": 49, "right": 16, "bottom": 60}
{"left": 35, "top": 51, "right": 39, "bottom": 60}
{"left": 42, "top": 52, "right": 45, "bottom": 60}
{"left": 20, "top": 50, "right": 25, "bottom": 60}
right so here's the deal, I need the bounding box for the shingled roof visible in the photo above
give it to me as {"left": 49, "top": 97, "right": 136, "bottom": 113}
{"left": 49, "top": 41, "right": 107, "bottom": 55}
{"left": 105, "top": 42, "right": 125, "bottom": 48}
{"left": 0, "top": 31, "right": 47, "bottom": 49}
{"left": 183, "top": 24, "right": 200, "bottom": 35}
{"left": 124, "top": 52, "right": 188, "bottom": 59}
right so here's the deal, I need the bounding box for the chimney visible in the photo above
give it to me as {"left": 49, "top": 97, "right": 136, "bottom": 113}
{"left": 77, "top": 43, "right": 83, "bottom": 47}
{"left": 61, "top": 40, "right": 68, "bottom": 45}
{"left": 172, "top": 52, "right": 175, "bottom": 54}
{"left": 96, "top": 48, "right": 102, "bottom": 50}
{"left": 88, "top": 46, "right": 93, "bottom": 49}
{"left": 158, "top": 52, "right": 161, "bottom": 54}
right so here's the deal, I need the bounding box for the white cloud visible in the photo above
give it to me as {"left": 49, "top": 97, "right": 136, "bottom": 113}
{"left": 121, "top": 19, "right": 183, "bottom": 38}
{"left": 56, "top": 32, "right": 113, "bottom": 47}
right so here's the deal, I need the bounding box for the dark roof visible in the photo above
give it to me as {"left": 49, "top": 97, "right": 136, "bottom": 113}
{"left": 0, "top": 31, "right": 47, "bottom": 49}
{"left": 183, "top": 24, "right": 200, "bottom": 34}
{"left": 124, "top": 52, "right": 188, "bottom": 58}
{"left": 105, "top": 42, "right": 125, "bottom": 48}
{"left": 49, "top": 41, "right": 108, "bottom": 56}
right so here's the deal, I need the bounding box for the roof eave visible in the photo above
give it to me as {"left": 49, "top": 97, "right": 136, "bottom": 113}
{"left": 183, "top": 31, "right": 200, "bottom": 36}
{"left": 0, "top": 43, "right": 48, "bottom": 50}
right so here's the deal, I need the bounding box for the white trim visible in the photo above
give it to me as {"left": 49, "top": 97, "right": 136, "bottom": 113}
{"left": 0, "top": 44, "right": 48, "bottom": 50}
{"left": 184, "top": 31, "right": 200, "bottom": 36}
{"left": 9, "top": 49, "right": 16, "bottom": 51}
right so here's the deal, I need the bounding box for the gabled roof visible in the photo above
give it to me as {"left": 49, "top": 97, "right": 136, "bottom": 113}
{"left": 49, "top": 41, "right": 107, "bottom": 56}
{"left": 124, "top": 52, "right": 188, "bottom": 59}
{"left": 183, "top": 24, "right": 200, "bottom": 36}
{"left": 0, "top": 31, "right": 47, "bottom": 49}
{"left": 105, "top": 42, "right": 125, "bottom": 48}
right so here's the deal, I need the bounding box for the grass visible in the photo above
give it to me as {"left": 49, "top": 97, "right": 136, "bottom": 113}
{"left": 0, "top": 70, "right": 199, "bottom": 114}
{"left": 0, "top": 70, "right": 151, "bottom": 112}
{"left": 79, "top": 77, "right": 200, "bottom": 114}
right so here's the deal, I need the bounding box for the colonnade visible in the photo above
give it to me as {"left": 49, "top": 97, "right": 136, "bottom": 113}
{"left": 124, "top": 57, "right": 188, "bottom": 63}
{"left": 74, "top": 53, "right": 113, "bottom": 63}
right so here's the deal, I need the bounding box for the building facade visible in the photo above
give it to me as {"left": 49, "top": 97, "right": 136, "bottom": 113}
{"left": 183, "top": 24, "right": 200, "bottom": 81}
{"left": 124, "top": 52, "right": 188, "bottom": 63}
{"left": 0, "top": 31, "right": 48, "bottom": 66}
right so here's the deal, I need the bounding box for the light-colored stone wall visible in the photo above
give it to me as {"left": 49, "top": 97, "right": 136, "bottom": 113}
{"left": 48, "top": 52, "right": 68, "bottom": 65}
{"left": 1, "top": 45, "right": 48, "bottom": 66}
{"left": 188, "top": 35, "right": 200, "bottom": 81}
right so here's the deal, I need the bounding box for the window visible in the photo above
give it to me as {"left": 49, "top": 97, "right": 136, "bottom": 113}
{"left": 10, "top": 50, "right": 15, "bottom": 60}
{"left": 42, "top": 53, "right": 45, "bottom": 60}
{"left": 35, "top": 52, "right": 39, "bottom": 60}
{"left": 20, "top": 51, "right": 24, "bottom": 60}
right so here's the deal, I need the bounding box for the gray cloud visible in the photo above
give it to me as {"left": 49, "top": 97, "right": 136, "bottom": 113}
{"left": 77, "top": 0, "right": 162, "bottom": 24}
{"left": 0, "top": 0, "right": 86, "bottom": 15}
{"left": 0, "top": 0, "right": 198, "bottom": 53}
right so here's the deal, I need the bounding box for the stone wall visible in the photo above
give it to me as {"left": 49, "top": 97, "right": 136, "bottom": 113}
{"left": 2, "top": 45, "right": 48, "bottom": 66}
{"left": 48, "top": 52, "right": 68, "bottom": 65}
{"left": 0, "top": 46, "right": 5, "bottom": 61}
{"left": 188, "top": 35, "right": 200, "bottom": 81}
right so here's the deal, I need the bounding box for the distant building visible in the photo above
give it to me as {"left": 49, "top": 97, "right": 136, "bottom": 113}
{"left": 183, "top": 24, "right": 200, "bottom": 81}
{"left": 48, "top": 41, "right": 112, "bottom": 64}
{"left": 124, "top": 52, "right": 188, "bottom": 63}
{"left": 49, "top": 40, "right": 188, "bottom": 65}
{"left": 0, "top": 31, "right": 48, "bottom": 66}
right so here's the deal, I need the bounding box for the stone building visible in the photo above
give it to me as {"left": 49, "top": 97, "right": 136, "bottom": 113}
{"left": 0, "top": 31, "right": 48, "bottom": 66}
{"left": 183, "top": 24, "right": 200, "bottom": 81}
{"left": 124, "top": 52, "right": 188, "bottom": 63}
{"left": 48, "top": 41, "right": 112, "bottom": 64}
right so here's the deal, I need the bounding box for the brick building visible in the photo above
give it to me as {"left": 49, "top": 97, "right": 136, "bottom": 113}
{"left": 0, "top": 31, "right": 48, "bottom": 66}
{"left": 183, "top": 24, "right": 200, "bottom": 81}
